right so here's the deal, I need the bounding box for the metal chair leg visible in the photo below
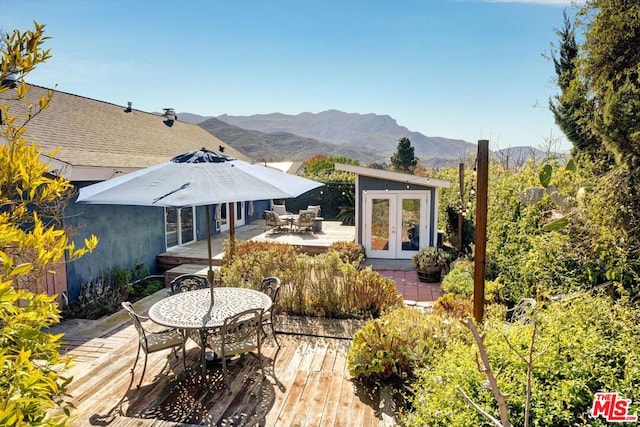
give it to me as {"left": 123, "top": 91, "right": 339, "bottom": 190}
{"left": 138, "top": 352, "right": 148, "bottom": 388}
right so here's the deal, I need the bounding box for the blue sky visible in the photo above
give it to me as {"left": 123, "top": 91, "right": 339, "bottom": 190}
{"left": 3, "top": 0, "right": 580, "bottom": 151}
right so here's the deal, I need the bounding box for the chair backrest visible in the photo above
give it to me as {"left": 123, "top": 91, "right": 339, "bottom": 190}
{"left": 307, "top": 205, "right": 321, "bottom": 216}
{"left": 260, "top": 277, "right": 281, "bottom": 303}
{"left": 297, "top": 210, "right": 316, "bottom": 226}
{"left": 264, "top": 210, "right": 278, "bottom": 227}
{"left": 272, "top": 204, "right": 287, "bottom": 216}
{"left": 121, "top": 301, "right": 148, "bottom": 349}
{"left": 221, "top": 308, "right": 263, "bottom": 349}
{"left": 170, "top": 274, "right": 210, "bottom": 294}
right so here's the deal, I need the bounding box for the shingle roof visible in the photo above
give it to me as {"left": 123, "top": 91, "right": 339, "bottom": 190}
{"left": 0, "top": 84, "right": 249, "bottom": 180}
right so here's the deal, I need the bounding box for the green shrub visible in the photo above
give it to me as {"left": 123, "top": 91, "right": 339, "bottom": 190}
{"left": 348, "top": 308, "right": 466, "bottom": 387}
{"left": 63, "top": 263, "right": 157, "bottom": 319}
{"left": 352, "top": 267, "right": 404, "bottom": 317}
{"left": 327, "top": 240, "right": 365, "bottom": 266}
{"left": 433, "top": 293, "right": 472, "bottom": 318}
{"left": 440, "top": 259, "right": 474, "bottom": 298}
{"left": 0, "top": 282, "right": 74, "bottom": 425}
{"left": 222, "top": 248, "right": 404, "bottom": 318}
{"left": 440, "top": 260, "right": 506, "bottom": 305}
{"left": 402, "top": 295, "right": 640, "bottom": 426}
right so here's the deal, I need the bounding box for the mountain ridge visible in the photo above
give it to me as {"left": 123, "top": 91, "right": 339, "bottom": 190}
{"left": 181, "top": 110, "right": 548, "bottom": 168}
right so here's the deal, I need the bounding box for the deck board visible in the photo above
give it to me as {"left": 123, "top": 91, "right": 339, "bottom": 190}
{"left": 54, "top": 314, "right": 390, "bottom": 426}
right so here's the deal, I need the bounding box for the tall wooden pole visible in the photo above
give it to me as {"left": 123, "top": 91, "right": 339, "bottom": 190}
{"left": 458, "top": 162, "right": 465, "bottom": 253}
{"left": 473, "top": 140, "right": 489, "bottom": 323}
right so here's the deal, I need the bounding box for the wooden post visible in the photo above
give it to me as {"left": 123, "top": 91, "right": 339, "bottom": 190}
{"left": 458, "top": 162, "right": 465, "bottom": 253}
{"left": 474, "top": 140, "right": 489, "bottom": 323}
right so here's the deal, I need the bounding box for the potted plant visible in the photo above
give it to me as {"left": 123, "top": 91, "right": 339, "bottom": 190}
{"left": 412, "top": 246, "right": 447, "bottom": 283}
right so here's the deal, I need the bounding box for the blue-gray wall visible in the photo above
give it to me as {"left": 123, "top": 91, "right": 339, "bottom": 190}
{"left": 64, "top": 197, "right": 273, "bottom": 302}
{"left": 64, "top": 202, "right": 166, "bottom": 302}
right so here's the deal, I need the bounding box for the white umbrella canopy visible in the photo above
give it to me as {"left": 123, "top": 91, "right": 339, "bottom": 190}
{"left": 77, "top": 149, "right": 322, "bottom": 207}
{"left": 76, "top": 148, "right": 324, "bottom": 282}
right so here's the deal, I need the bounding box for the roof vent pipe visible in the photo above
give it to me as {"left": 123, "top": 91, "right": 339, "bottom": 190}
{"left": 125, "top": 101, "right": 132, "bottom": 113}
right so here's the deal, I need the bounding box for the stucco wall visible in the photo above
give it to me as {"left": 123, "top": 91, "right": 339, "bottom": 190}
{"left": 65, "top": 199, "right": 273, "bottom": 303}
{"left": 64, "top": 202, "right": 166, "bottom": 302}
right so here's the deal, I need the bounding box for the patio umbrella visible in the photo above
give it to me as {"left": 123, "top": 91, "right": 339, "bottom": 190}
{"left": 77, "top": 147, "right": 323, "bottom": 283}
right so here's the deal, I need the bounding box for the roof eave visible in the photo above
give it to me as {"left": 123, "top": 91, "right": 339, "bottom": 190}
{"left": 335, "top": 163, "right": 451, "bottom": 188}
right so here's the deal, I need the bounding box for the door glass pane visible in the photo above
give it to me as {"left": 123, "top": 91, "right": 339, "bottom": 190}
{"left": 220, "top": 203, "right": 228, "bottom": 227}
{"left": 236, "top": 202, "right": 242, "bottom": 220}
{"left": 165, "top": 208, "right": 178, "bottom": 247}
{"left": 180, "top": 207, "right": 194, "bottom": 243}
{"left": 401, "top": 198, "right": 421, "bottom": 251}
{"left": 371, "top": 198, "right": 390, "bottom": 251}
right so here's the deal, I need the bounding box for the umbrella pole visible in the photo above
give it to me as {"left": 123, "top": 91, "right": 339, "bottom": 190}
{"left": 205, "top": 205, "right": 214, "bottom": 285}
{"left": 229, "top": 202, "right": 236, "bottom": 259}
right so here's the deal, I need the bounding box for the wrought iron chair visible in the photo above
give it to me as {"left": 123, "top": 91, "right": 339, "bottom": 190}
{"left": 121, "top": 301, "right": 186, "bottom": 388}
{"left": 260, "top": 276, "right": 281, "bottom": 347}
{"left": 293, "top": 210, "right": 316, "bottom": 233}
{"left": 170, "top": 274, "right": 210, "bottom": 294}
{"left": 205, "top": 308, "right": 265, "bottom": 394}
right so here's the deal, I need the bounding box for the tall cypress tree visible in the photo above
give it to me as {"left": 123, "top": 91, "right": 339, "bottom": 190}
{"left": 549, "top": 11, "right": 602, "bottom": 158}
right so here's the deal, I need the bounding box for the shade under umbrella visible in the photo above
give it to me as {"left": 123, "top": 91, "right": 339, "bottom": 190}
{"left": 77, "top": 148, "right": 324, "bottom": 283}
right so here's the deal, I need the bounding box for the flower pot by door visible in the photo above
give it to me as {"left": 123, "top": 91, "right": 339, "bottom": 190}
{"left": 416, "top": 266, "right": 442, "bottom": 283}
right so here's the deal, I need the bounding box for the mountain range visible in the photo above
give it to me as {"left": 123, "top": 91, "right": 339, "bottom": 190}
{"left": 179, "top": 110, "right": 545, "bottom": 168}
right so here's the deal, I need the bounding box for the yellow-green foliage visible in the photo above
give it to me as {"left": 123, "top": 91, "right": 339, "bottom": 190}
{"left": 221, "top": 241, "right": 298, "bottom": 287}
{"left": 403, "top": 295, "right": 640, "bottom": 426}
{"left": 0, "top": 281, "right": 73, "bottom": 426}
{"left": 221, "top": 243, "right": 403, "bottom": 318}
{"left": 1, "top": 23, "right": 97, "bottom": 426}
{"left": 433, "top": 293, "right": 472, "bottom": 319}
{"left": 440, "top": 259, "right": 474, "bottom": 298}
{"left": 327, "top": 241, "right": 365, "bottom": 266}
{"left": 348, "top": 307, "right": 467, "bottom": 385}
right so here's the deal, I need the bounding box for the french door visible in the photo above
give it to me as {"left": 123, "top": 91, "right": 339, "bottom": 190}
{"left": 217, "top": 201, "right": 245, "bottom": 232}
{"left": 165, "top": 206, "right": 196, "bottom": 249}
{"left": 363, "top": 191, "right": 430, "bottom": 259}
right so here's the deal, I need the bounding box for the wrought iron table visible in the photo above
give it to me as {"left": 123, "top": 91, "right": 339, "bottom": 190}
{"left": 148, "top": 287, "right": 272, "bottom": 376}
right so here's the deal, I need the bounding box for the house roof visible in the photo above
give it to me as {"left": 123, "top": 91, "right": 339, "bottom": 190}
{"left": 266, "top": 161, "right": 305, "bottom": 174}
{"left": 0, "top": 84, "right": 250, "bottom": 181}
{"left": 335, "top": 163, "right": 450, "bottom": 188}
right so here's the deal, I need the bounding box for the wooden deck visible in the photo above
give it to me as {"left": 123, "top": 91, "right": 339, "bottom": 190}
{"left": 156, "top": 220, "right": 356, "bottom": 271}
{"left": 51, "top": 290, "right": 394, "bottom": 426}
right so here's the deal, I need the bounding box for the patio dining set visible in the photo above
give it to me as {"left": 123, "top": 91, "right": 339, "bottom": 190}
{"left": 121, "top": 274, "right": 281, "bottom": 394}
{"left": 264, "top": 204, "right": 323, "bottom": 233}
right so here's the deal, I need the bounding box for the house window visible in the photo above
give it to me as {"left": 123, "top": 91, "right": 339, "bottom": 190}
{"left": 165, "top": 206, "right": 196, "bottom": 248}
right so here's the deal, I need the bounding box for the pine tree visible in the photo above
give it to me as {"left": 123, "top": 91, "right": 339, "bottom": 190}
{"left": 390, "top": 137, "right": 418, "bottom": 172}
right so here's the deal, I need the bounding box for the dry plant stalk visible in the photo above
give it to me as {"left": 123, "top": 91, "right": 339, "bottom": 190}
{"left": 459, "top": 318, "right": 512, "bottom": 427}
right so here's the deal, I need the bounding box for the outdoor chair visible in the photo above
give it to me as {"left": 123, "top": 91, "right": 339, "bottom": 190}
{"left": 265, "top": 210, "right": 288, "bottom": 233}
{"left": 121, "top": 301, "right": 186, "bottom": 388}
{"left": 307, "top": 205, "right": 321, "bottom": 216}
{"left": 205, "top": 308, "right": 265, "bottom": 394}
{"left": 170, "top": 273, "right": 210, "bottom": 295}
{"left": 293, "top": 210, "right": 316, "bottom": 233}
{"left": 271, "top": 204, "right": 287, "bottom": 216}
{"left": 260, "top": 276, "right": 281, "bottom": 347}
{"left": 506, "top": 298, "right": 537, "bottom": 324}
